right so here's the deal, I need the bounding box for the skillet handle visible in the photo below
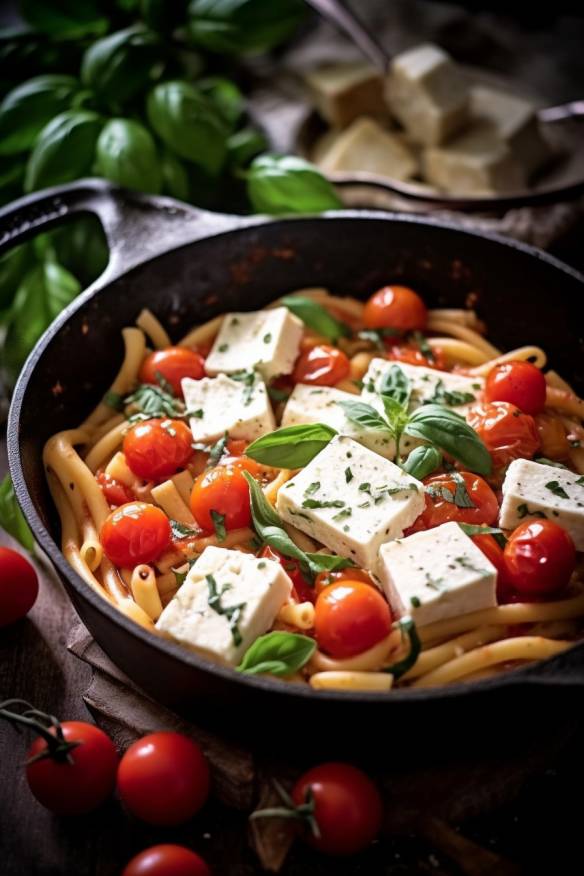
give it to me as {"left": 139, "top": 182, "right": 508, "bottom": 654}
{"left": 0, "top": 178, "right": 252, "bottom": 286}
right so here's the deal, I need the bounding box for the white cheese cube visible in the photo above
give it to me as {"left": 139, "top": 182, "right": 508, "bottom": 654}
{"left": 155, "top": 546, "right": 292, "bottom": 665}
{"left": 305, "top": 62, "right": 387, "bottom": 128}
{"left": 282, "top": 383, "right": 396, "bottom": 460}
{"left": 385, "top": 43, "right": 470, "bottom": 146}
{"left": 182, "top": 372, "right": 275, "bottom": 444}
{"left": 377, "top": 521, "right": 497, "bottom": 627}
{"left": 316, "top": 117, "right": 418, "bottom": 181}
{"left": 361, "top": 358, "right": 483, "bottom": 415}
{"left": 499, "top": 459, "right": 584, "bottom": 549}
{"left": 276, "top": 435, "right": 425, "bottom": 569}
{"left": 205, "top": 307, "right": 303, "bottom": 381}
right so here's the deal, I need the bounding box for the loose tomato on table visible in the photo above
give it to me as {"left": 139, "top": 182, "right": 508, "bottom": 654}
{"left": 363, "top": 285, "right": 427, "bottom": 332}
{"left": 314, "top": 581, "right": 392, "bottom": 658}
{"left": 386, "top": 343, "right": 446, "bottom": 371}
{"left": 502, "top": 519, "right": 576, "bottom": 600}
{"left": 190, "top": 460, "right": 259, "bottom": 533}
{"left": 139, "top": 347, "right": 206, "bottom": 397}
{"left": 259, "top": 545, "right": 314, "bottom": 604}
{"left": 406, "top": 471, "right": 499, "bottom": 534}
{"left": 0, "top": 546, "right": 38, "bottom": 627}
{"left": 96, "top": 471, "right": 135, "bottom": 507}
{"left": 485, "top": 360, "right": 547, "bottom": 416}
{"left": 292, "top": 344, "right": 350, "bottom": 386}
{"left": 117, "top": 731, "right": 210, "bottom": 826}
{"left": 123, "top": 418, "right": 193, "bottom": 481}
{"left": 466, "top": 401, "right": 540, "bottom": 473}
{"left": 101, "top": 502, "right": 171, "bottom": 567}
{"left": 122, "top": 845, "right": 211, "bottom": 876}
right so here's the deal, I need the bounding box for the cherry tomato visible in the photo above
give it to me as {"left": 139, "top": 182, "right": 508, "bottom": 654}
{"left": 407, "top": 472, "right": 499, "bottom": 534}
{"left": 122, "top": 845, "right": 211, "bottom": 876}
{"left": 502, "top": 520, "right": 576, "bottom": 599}
{"left": 386, "top": 343, "right": 446, "bottom": 371}
{"left": 117, "top": 732, "right": 210, "bottom": 826}
{"left": 0, "top": 546, "right": 38, "bottom": 627}
{"left": 315, "top": 581, "right": 392, "bottom": 658}
{"left": 139, "top": 347, "right": 206, "bottom": 397}
{"left": 259, "top": 545, "right": 314, "bottom": 604}
{"left": 190, "top": 463, "right": 253, "bottom": 533}
{"left": 485, "top": 361, "right": 547, "bottom": 416}
{"left": 363, "top": 285, "right": 427, "bottom": 332}
{"left": 292, "top": 344, "right": 350, "bottom": 386}
{"left": 467, "top": 402, "right": 540, "bottom": 473}
{"left": 123, "top": 418, "right": 193, "bottom": 482}
{"left": 96, "top": 471, "right": 134, "bottom": 507}
{"left": 535, "top": 412, "right": 570, "bottom": 461}
{"left": 292, "top": 762, "right": 383, "bottom": 855}
{"left": 101, "top": 502, "right": 171, "bottom": 567}
{"left": 314, "top": 567, "right": 374, "bottom": 598}
{"left": 26, "top": 721, "right": 117, "bottom": 815}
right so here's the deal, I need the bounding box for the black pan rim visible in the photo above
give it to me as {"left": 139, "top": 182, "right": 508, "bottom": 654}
{"left": 8, "top": 207, "right": 584, "bottom": 705}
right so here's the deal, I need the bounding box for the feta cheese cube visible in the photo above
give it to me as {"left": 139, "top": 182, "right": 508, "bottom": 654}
{"left": 499, "top": 459, "right": 584, "bottom": 549}
{"left": 385, "top": 43, "right": 470, "bottom": 146}
{"left": 205, "top": 307, "right": 303, "bottom": 381}
{"left": 182, "top": 372, "right": 275, "bottom": 444}
{"left": 377, "top": 522, "right": 497, "bottom": 627}
{"left": 155, "top": 546, "right": 292, "bottom": 665}
{"left": 316, "top": 117, "right": 418, "bottom": 181}
{"left": 276, "top": 435, "right": 425, "bottom": 569}
{"left": 281, "top": 383, "right": 396, "bottom": 459}
{"left": 305, "top": 62, "right": 387, "bottom": 128}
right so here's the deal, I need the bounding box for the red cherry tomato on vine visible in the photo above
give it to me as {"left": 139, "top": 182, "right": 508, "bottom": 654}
{"left": 123, "top": 418, "right": 193, "bottom": 481}
{"left": 26, "top": 721, "right": 118, "bottom": 815}
{"left": 314, "top": 581, "right": 392, "bottom": 658}
{"left": 386, "top": 343, "right": 446, "bottom": 370}
{"left": 292, "top": 344, "right": 350, "bottom": 386}
{"left": 363, "top": 285, "right": 427, "bottom": 332}
{"left": 466, "top": 402, "right": 540, "bottom": 473}
{"left": 96, "top": 471, "right": 134, "bottom": 507}
{"left": 117, "top": 732, "right": 210, "bottom": 826}
{"left": 407, "top": 472, "right": 499, "bottom": 534}
{"left": 122, "top": 845, "right": 211, "bottom": 876}
{"left": 259, "top": 545, "right": 314, "bottom": 604}
{"left": 101, "top": 502, "right": 171, "bottom": 567}
{"left": 485, "top": 361, "right": 547, "bottom": 416}
{"left": 190, "top": 462, "right": 257, "bottom": 533}
{"left": 139, "top": 347, "right": 206, "bottom": 397}
{"left": 0, "top": 546, "right": 38, "bottom": 627}
{"left": 291, "top": 762, "right": 383, "bottom": 855}
{"left": 502, "top": 520, "right": 576, "bottom": 599}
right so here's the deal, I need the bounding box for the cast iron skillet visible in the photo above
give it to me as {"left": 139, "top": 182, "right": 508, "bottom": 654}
{"left": 4, "top": 179, "right": 584, "bottom": 762}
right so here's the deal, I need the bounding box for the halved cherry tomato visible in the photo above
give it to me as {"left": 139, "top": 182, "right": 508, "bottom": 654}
{"left": 292, "top": 344, "right": 350, "bottom": 386}
{"left": 386, "top": 343, "right": 446, "bottom": 371}
{"left": 96, "top": 471, "right": 134, "bottom": 507}
{"left": 315, "top": 581, "right": 392, "bottom": 658}
{"left": 139, "top": 347, "right": 206, "bottom": 397}
{"left": 259, "top": 545, "right": 314, "bottom": 604}
{"left": 363, "top": 285, "right": 427, "bottom": 332}
{"left": 101, "top": 502, "right": 171, "bottom": 567}
{"left": 190, "top": 463, "right": 252, "bottom": 532}
{"left": 502, "top": 520, "right": 576, "bottom": 600}
{"left": 466, "top": 402, "right": 540, "bottom": 473}
{"left": 0, "top": 546, "right": 38, "bottom": 627}
{"left": 122, "top": 845, "right": 211, "bottom": 876}
{"left": 291, "top": 762, "right": 383, "bottom": 855}
{"left": 117, "top": 732, "right": 210, "bottom": 826}
{"left": 314, "top": 567, "right": 374, "bottom": 598}
{"left": 123, "top": 418, "right": 193, "bottom": 482}
{"left": 535, "top": 412, "right": 570, "bottom": 461}
{"left": 485, "top": 361, "right": 547, "bottom": 416}
{"left": 407, "top": 471, "right": 499, "bottom": 534}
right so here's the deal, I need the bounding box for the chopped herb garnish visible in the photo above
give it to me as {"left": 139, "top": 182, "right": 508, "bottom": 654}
{"left": 426, "top": 378, "right": 475, "bottom": 407}
{"left": 345, "top": 467, "right": 353, "bottom": 483}
{"left": 576, "top": 476, "right": 584, "bottom": 486}
{"left": 257, "top": 561, "right": 266, "bottom": 569}
{"left": 545, "top": 480, "right": 570, "bottom": 499}
{"left": 190, "top": 408, "right": 204, "bottom": 419}
{"left": 170, "top": 519, "right": 199, "bottom": 540}
{"left": 208, "top": 432, "right": 229, "bottom": 466}
{"left": 263, "top": 333, "right": 272, "bottom": 343}
{"left": 535, "top": 457, "right": 569, "bottom": 469}
{"left": 425, "top": 572, "right": 446, "bottom": 591}
{"left": 333, "top": 508, "right": 352, "bottom": 522}
{"left": 125, "top": 381, "right": 183, "bottom": 423}
{"left": 302, "top": 498, "right": 345, "bottom": 510}
{"left": 357, "top": 327, "right": 401, "bottom": 349}
{"left": 517, "top": 503, "right": 547, "bottom": 519}
{"left": 231, "top": 369, "right": 256, "bottom": 406}
{"left": 358, "top": 482, "right": 371, "bottom": 493}
{"left": 410, "top": 596, "right": 421, "bottom": 608}
{"left": 409, "top": 330, "right": 435, "bottom": 363}
{"left": 104, "top": 390, "right": 123, "bottom": 411}
{"left": 218, "top": 343, "right": 229, "bottom": 352}
{"left": 305, "top": 482, "right": 321, "bottom": 496}
{"left": 210, "top": 510, "right": 226, "bottom": 542}
{"left": 230, "top": 317, "right": 240, "bottom": 325}
{"left": 426, "top": 472, "right": 475, "bottom": 509}
{"left": 206, "top": 573, "right": 246, "bottom": 646}
{"left": 267, "top": 385, "right": 291, "bottom": 403}
{"left": 384, "top": 616, "right": 421, "bottom": 679}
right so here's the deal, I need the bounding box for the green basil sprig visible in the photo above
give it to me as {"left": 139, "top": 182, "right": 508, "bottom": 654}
{"left": 245, "top": 154, "right": 342, "bottom": 215}
{"left": 280, "top": 295, "right": 350, "bottom": 344}
{"left": 379, "top": 364, "right": 410, "bottom": 408}
{"left": 0, "top": 475, "right": 34, "bottom": 552}
{"left": 245, "top": 423, "right": 336, "bottom": 469}
{"left": 20, "top": 0, "right": 109, "bottom": 39}
{"left": 95, "top": 118, "right": 162, "bottom": 193}
{"left": 0, "top": 75, "right": 80, "bottom": 157}
{"left": 187, "top": 0, "right": 306, "bottom": 56}
{"left": 237, "top": 631, "right": 315, "bottom": 676}
{"left": 401, "top": 445, "right": 442, "bottom": 480}
{"left": 25, "top": 110, "right": 103, "bottom": 192}
{"left": 458, "top": 522, "right": 506, "bottom": 548}
{"left": 384, "top": 617, "right": 421, "bottom": 680}
{"left": 405, "top": 405, "right": 491, "bottom": 477}
{"left": 337, "top": 400, "right": 390, "bottom": 433}
{"left": 81, "top": 26, "right": 162, "bottom": 109}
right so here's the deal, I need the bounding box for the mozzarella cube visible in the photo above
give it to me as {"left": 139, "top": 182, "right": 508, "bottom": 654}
{"left": 499, "top": 459, "right": 584, "bottom": 549}
{"left": 205, "top": 308, "right": 303, "bottom": 381}
{"left": 385, "top": 43, "right": 470, "bottom": 146}
{"left": 276, "top": 435, "right": 425, "bottom": 569}
{"left": 155, "top": 546, "right": 292, "bottom": 665}
{"left": 282, "top": 383, "right": 396, "bottom": 459}
{"left": 183, "top": 372, "right": 275, "bottom": 444}
{"left": 316, "top": 117, "right": 418, "bottom": 181}
{"left": 377, "top": 522, "right": 497, "bottom": 627}
{"left": 305, "top": 62, "right": 387, "bottom": 128}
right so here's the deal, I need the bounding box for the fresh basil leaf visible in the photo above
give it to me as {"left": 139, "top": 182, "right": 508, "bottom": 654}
{"left": 534, "top": 457, "right": 569, "bottom": 470}
{"left": 458, "top": 522, "right": 507, "bottom": 548}
{"left": 81, "top": 26, "right": 162, "bottom": 110}
{"left": 379, "top": 395, "right": 409, "bottom": 436}
{"left": 210, "top": 509, "right": 226, "bottom": 542}
{"left": 227, "top": 125, "right": 267, "bottom": 170}
{"left": 170, "top": 519, "right": 198, "bottom": 539}
{"left": 0, "top": 75, "right": 80, "bottom": 157}
{"left": 303, "top": 553, "right": 355, "bottom": 574}
{"left": 379, "top": 364, "right": 410, "bottom": 408}
{"left": 245, "top": 423, "right": 336, "bottom": 469}
{"left": 206, "top": 573, "right": 245, "bottom": 646}
{"left": 280, "top": 295, "right": 350, "bottom": 344}
{"left": 24, "top": 110, "right": 103, "bottom": 193}
{"left": 208, "top": 432, "right": 229, "bottom": 466}
{"left": 0, "top": 475, "right": 34, "bottom": 552}
{"left": 338, "top": 400, "right": 390, "bottom": 433}
{"left": 405, "top": 404, "right": 492, "bottom": 476}
{"left": 237, "top": 631, "right": 315, "bottom": 676}
{"left": 20, "top": 0, "right": 109, "bottom": 38}
{"left": 187, "top": 0, "right": 305, "bottom": 56}
{"left": 125, "top": 381, "right": 183, "bottom": 421}
{"left": 161, "top": 149, "right": 190, "bottom": 200}
{"left": 45, "top": 216, "right": 109, "bottom": 290}
{"left": 147, "top": 80, "right": 229, "bottom": 176}
{"left": 95, "top": 118, "right": 161, "bottom": 194}
{"left": 401, "top": 445, "right": 442, "bottom": 480}
{"left": 246, "top": 154, "right": 342, "bottom": 215}
{"left": 198, "top": 76, "right": 244, "bottom": 129}
{"left": 384, "top": 616, "right": 421, "bottom": 680}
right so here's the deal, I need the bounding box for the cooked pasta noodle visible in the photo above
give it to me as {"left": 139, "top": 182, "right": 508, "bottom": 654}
{"left": 277, "top": 601, "right": 315, "bottom": 630}
{"left": 130, "top": 565, "right": 163, "bottom": 621}
{"left": 310, "top": 671, "right": 393, "bottom": 691}
{"left": 136, "top": 308, "right": 171, "bottom": 349}
{"left": 82, "top": 328, "right": 146, "bottom": 429}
